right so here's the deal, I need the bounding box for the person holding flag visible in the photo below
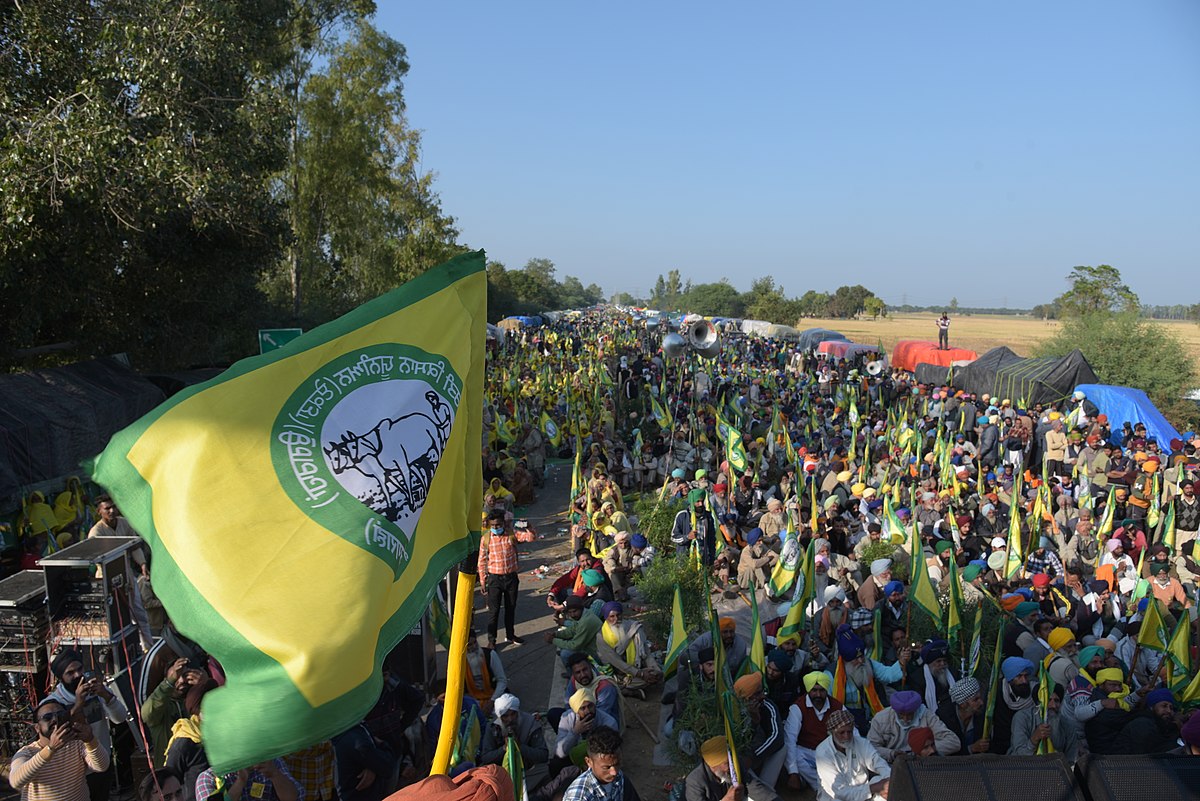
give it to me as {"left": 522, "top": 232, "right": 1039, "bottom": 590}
{"left": 685, "top": 735, "right": 780, "bottom": 801}
{"left": 478, "top": 693, "right": 548, "bottom": 771}
{"left": 1008, "top": 681, "right": 1079, "bottom": 759}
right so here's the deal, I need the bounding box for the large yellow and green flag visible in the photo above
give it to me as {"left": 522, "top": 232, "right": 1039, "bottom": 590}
{"left": 88, "top": 252, "right": 487, "bottom": 771}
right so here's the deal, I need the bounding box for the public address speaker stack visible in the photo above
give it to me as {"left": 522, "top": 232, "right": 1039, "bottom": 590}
{"left": 889, "top": 753, "right": 1084, "bottom": 801}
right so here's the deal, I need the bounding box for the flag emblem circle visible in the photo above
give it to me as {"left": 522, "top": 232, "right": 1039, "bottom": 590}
{"left": 271, "top": 343, "right": 463, "bottom": 578}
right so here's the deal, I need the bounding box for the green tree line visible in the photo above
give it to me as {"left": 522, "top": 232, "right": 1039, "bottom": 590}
{"left": 621, "top": 271, "right": 886, "bottom": 324}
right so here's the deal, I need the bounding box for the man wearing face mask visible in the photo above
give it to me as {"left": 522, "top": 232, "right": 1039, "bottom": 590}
{"left": 47, "top": 649, "right": 129, "bottom": 801}
{"left": 478, "top": 509, "right": 523, "bottom": 648}
{"left": 9, "top": 698, "right": 110, "bottom": 801}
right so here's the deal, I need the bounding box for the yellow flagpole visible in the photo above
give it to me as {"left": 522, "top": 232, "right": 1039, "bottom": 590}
{"left": 430, "top": 561, "right": 478, "bottom": 774}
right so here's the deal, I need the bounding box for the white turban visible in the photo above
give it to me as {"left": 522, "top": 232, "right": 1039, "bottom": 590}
{"left": 824, "top": 585, "right": 846, "bottom": 603}
{"left": 494, "top": 692, "right": 520, "bottom": 718}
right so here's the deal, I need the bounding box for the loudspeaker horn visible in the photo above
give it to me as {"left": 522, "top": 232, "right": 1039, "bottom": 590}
{"left": 662, "top": 332, "right": 686, "bottom": 359}
{"left": 866, "top": 360, "right": 885, "bottom": 376}
{"left": 685, "top": 320, "right": 721, "bottom": 359}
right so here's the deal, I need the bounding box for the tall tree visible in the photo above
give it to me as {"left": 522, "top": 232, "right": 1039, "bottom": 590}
{"left": 0, "top": 0, "right": 293, "bottom": 368}
{"left": 268, "top": 13, "right": 462, "bottom": 323}
{"left": 1054, "top": 265, "right": 1139, "bottom": 317}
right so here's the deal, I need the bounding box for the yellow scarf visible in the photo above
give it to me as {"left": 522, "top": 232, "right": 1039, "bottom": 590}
{"left": 167, "top": 715, "right": 203, "bottom": 751}
{"left": 601, "top": 621, "right": 638, "bottom": 664}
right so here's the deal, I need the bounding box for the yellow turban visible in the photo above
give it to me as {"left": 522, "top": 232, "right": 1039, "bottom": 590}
{"left": 1047, "top": 627, "right": 1075, "bottom": 652}
{"left": 850, "top": 483, "right": 866, "bottom": 497}
{"left": 733, "top": 673, "right": 762, "bottom": 700}
{"left": 569, "top": 686, "right": 596, "bottom": 713}
{"left": 1096, "top": 667, "right": 1125, "bottom": 684}
{"left": 700, "top": 736, "right": 728, "bottom": 769}
{"left": 803, "top": 672, "right": 832, "bottom": 693}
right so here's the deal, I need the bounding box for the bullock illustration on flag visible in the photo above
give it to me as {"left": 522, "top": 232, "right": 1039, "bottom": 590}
{"left": 88, "top": 251, "right": 487, "bottom": 771}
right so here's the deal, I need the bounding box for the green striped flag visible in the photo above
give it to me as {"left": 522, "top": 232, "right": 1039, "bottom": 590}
{"left": 664, "top": 585, "right": 688, "bottom": 678}
{"left": 908, "top": 522, "right": 942, "bottom": 628}
{"left": 1167, "top": 613, "right": 1192, "bottom": 689}
{"left": 741, "top": 590, "right": 766, "bottom": 679}
{"left": 1005, "top": 471, "right": 1026, "bottom": 579}
{"left": 503, "top": 736, "right": 528, "bottom": 801}
{"left": 947, "top": 558, "right": 963, "bottom": 645}
{"left": 1162, "top": 500, "right": 1177, "bottom": 552}
{"left": 651, "top": 396, "right": 673, "bottom": 430}
{"left": 1136, "top": 597, "right": 1169, "bottom": 652}
{"left": 428, "top": 593, "right": 451, "bottom": 649}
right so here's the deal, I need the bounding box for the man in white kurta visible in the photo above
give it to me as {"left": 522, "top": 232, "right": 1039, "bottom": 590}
{"left": 814, "top": 708, "right": 890, "bottom": 801}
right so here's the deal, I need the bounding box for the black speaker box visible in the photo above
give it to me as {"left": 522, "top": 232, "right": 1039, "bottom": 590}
{"left": 890, "top": 753, "right": 1085, "bottom": 801}
{"left": 1076, "top": 753, "right": 1200, "bottom": 801}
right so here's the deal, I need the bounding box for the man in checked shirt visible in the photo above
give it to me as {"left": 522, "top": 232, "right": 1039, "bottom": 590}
{"left": 479, "top": 509, "right": 524, "bottom": 648}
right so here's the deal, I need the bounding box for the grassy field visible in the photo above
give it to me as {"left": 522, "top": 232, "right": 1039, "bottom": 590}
{"left": 800, "top": 313, "right": 1200, "bottom": 364}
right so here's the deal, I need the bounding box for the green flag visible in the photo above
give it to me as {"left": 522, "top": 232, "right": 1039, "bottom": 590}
{"left": 664, "top": 585, "right": 689, "bottom": 678}
{"left": 741, "top": 589, "right": 766, "bottom": 679}
{"left": 946, "top": 557, "right": 963, "bottom": 644}
{"left": 1167, "top": 613, "right": 1192, "bottom": 689}
{"left": 503, "top": 736, "right": 528, "bottom": 801}
{"left": 779, "top": 540, "right": 816, "bottom": 640}
{"left": 908, "top": 522, "right": 942, "bottom": 627}
{"left": 1005, "top": 471, "right": 1025, "bottom": 579}
{"left": 89, "top": 252, "right": 486, "bottom": 771}
{"left": 767, "top": 512, "right": 801, "bottom": 597}
{"left": 1136, "top": 597, "right": 1169, "bottom": 652}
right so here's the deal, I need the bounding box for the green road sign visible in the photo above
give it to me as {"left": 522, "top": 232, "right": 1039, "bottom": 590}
{"left": 258, "top": 328, "right": 304, "bottom": 354}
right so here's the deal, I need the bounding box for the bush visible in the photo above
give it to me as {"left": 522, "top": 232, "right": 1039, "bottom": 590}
{"left": 633, "top": 494, "right": 684, "bottom": 554}
{"left": 668, "top": 682, "right": 752, "bottom": 771}
{"left": 632, "top": 554, "right": 708, "bottom": 646}
{"left": 860, "top": 540, "right": 909, "bottom": 582}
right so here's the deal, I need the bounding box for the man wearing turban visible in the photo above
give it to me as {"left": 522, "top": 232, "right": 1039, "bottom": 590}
{"left": 686, "top": 618, "right": 749, "bottom": 678}
{"left": 988, "top": 657, "right": 1036, "bottom": 755}
{"left": 814, "top": 708, "right": 890, "bottom": 801}
{"left": 935, "top": 676, "right": 989, "bottom": 755}
{"left": 907, "top": 639, "right": 958, "bottom": 714}
{"left": 866, "top": 690, "right": 960, "bottom": 763}
{"left": 554, "top": 686, "right": 618, "bottom": 764}
{"left": 684, "top": 736, "right": 780, "bottom": 801}
{"left": 478, "top": 693, "right": 549, "bottom": 769}
{"left": 1010, "top": 682, "right": 1079, "bottom": 761}
{"left": 831, "top": 625, "right": 907, "bottom": 734}
{"left": 733, "top": 673, "right": 786, "bottom": 788}
{"left": 784, "top": 672, "right": 842, "bottom": 792}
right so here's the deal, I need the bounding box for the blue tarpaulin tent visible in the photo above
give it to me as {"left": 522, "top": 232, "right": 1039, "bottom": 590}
{"left": 1073, "top": 383, "right": 1181, "bottom": 448}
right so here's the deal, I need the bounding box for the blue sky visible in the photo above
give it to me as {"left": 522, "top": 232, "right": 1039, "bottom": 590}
{"left": 375, "top": 2, "right": 1199, "bottom": 308}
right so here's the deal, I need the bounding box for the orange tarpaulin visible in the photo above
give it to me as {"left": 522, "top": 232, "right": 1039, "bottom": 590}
{"left": 817, "top": 340, "right": 854, "bottom": 358}
{"left": 892, "top": 340, "right": 977, "bottom": 373}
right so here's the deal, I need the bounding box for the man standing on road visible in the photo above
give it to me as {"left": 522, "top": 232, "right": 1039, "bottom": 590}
{"left": 478, "top": 509, "right": 523, "bottom": 648}
{"left": 936, "top": 313, "right": 950, "bottom": 350}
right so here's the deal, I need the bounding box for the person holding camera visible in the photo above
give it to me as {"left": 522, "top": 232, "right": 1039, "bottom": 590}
{"left": 9, "top": 697, "right": 110, "bottom": 801}
{"left": 46, "top": 649, "right": 128, "bottom": 801}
